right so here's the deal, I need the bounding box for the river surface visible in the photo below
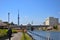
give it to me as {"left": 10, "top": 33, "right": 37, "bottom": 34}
{"left": 28, "top": 30, "right": 60, "bottom": 40}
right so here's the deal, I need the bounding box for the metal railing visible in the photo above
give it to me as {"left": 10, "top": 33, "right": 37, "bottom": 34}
{"left": 28, "top": 31, "right": 53, "bottom": 40}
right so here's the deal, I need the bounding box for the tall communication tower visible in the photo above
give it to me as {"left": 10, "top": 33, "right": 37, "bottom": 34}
{"left": 18, "top": 10, "right": 19, "bottom": 26}
{"left": 8, "top": 12, "right": 10, "bottom": 23}
{"left": 8, "top": 12, "right": 10, "bottom": 28}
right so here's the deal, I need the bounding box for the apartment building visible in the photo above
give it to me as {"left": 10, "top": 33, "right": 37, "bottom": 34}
{"left": 44, "top": 17, "right": 59, "bottom": 26}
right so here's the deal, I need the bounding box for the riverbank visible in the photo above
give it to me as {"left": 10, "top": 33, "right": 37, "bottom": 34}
{"left": 21, "top": 32, "right": 32, "bottom": 40}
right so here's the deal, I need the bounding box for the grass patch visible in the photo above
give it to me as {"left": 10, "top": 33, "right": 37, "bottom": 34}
{"left": 21, "top": 33, "right": 32, "bottom": 40}
{"left": 12, "top": 29, "right": 18, "bottom": 33}
{"left": 0, "top": 29, "right": 18, "bottom": 38}
{"left": 0, "top": 29, "right": 8, "bottom": 38}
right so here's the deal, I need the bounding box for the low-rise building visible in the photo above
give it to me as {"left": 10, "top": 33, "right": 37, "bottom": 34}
{"left": 0, "top": 20, "right": 7, "bottom": 28}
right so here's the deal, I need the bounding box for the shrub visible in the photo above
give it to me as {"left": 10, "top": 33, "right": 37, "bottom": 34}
{"left": 53, "top": 25, "right": 58, "bottom": 30}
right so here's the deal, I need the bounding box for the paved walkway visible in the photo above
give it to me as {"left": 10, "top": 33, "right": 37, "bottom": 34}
{"left": 5, "top": 32, "right": 22, "bottom": 40}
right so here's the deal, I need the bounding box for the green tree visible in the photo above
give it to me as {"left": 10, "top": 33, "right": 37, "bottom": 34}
{"left": 53, "top": 25, "right": 58, "bottom": 30}
{"left": 10, "top": 22, "right": 14, "bottom": 25}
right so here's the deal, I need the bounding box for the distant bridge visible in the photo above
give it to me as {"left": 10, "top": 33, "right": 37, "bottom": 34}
{"left": 7, "top": 25, "right": 50, "bottom": 30}
{"left": 20, "top": 25, "right": 49, "bottom": 27}
{"left": 19, "top": 25, "right": 49, "bottom": 30}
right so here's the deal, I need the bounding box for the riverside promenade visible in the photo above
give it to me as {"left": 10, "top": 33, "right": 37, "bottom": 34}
{"left": 5, "top": 32, "right": 22, "bottom": 40}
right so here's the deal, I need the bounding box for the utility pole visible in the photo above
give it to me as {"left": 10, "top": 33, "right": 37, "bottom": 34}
{"left": 18, "top": 10, "right": 20, "bottom": 26}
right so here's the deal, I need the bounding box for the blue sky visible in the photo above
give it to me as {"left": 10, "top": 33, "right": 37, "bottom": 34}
{"left": 0, "top": 0, "right": 60, "bottom": 25}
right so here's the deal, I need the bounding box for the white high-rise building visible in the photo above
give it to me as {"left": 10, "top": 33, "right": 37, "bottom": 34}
{"left": 44, "top": 17, "right": 59, "bottom": 26}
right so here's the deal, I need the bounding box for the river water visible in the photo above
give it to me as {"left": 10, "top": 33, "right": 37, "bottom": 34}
{"left": 28, "top": 30, "right": 60, "bottom": 40}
